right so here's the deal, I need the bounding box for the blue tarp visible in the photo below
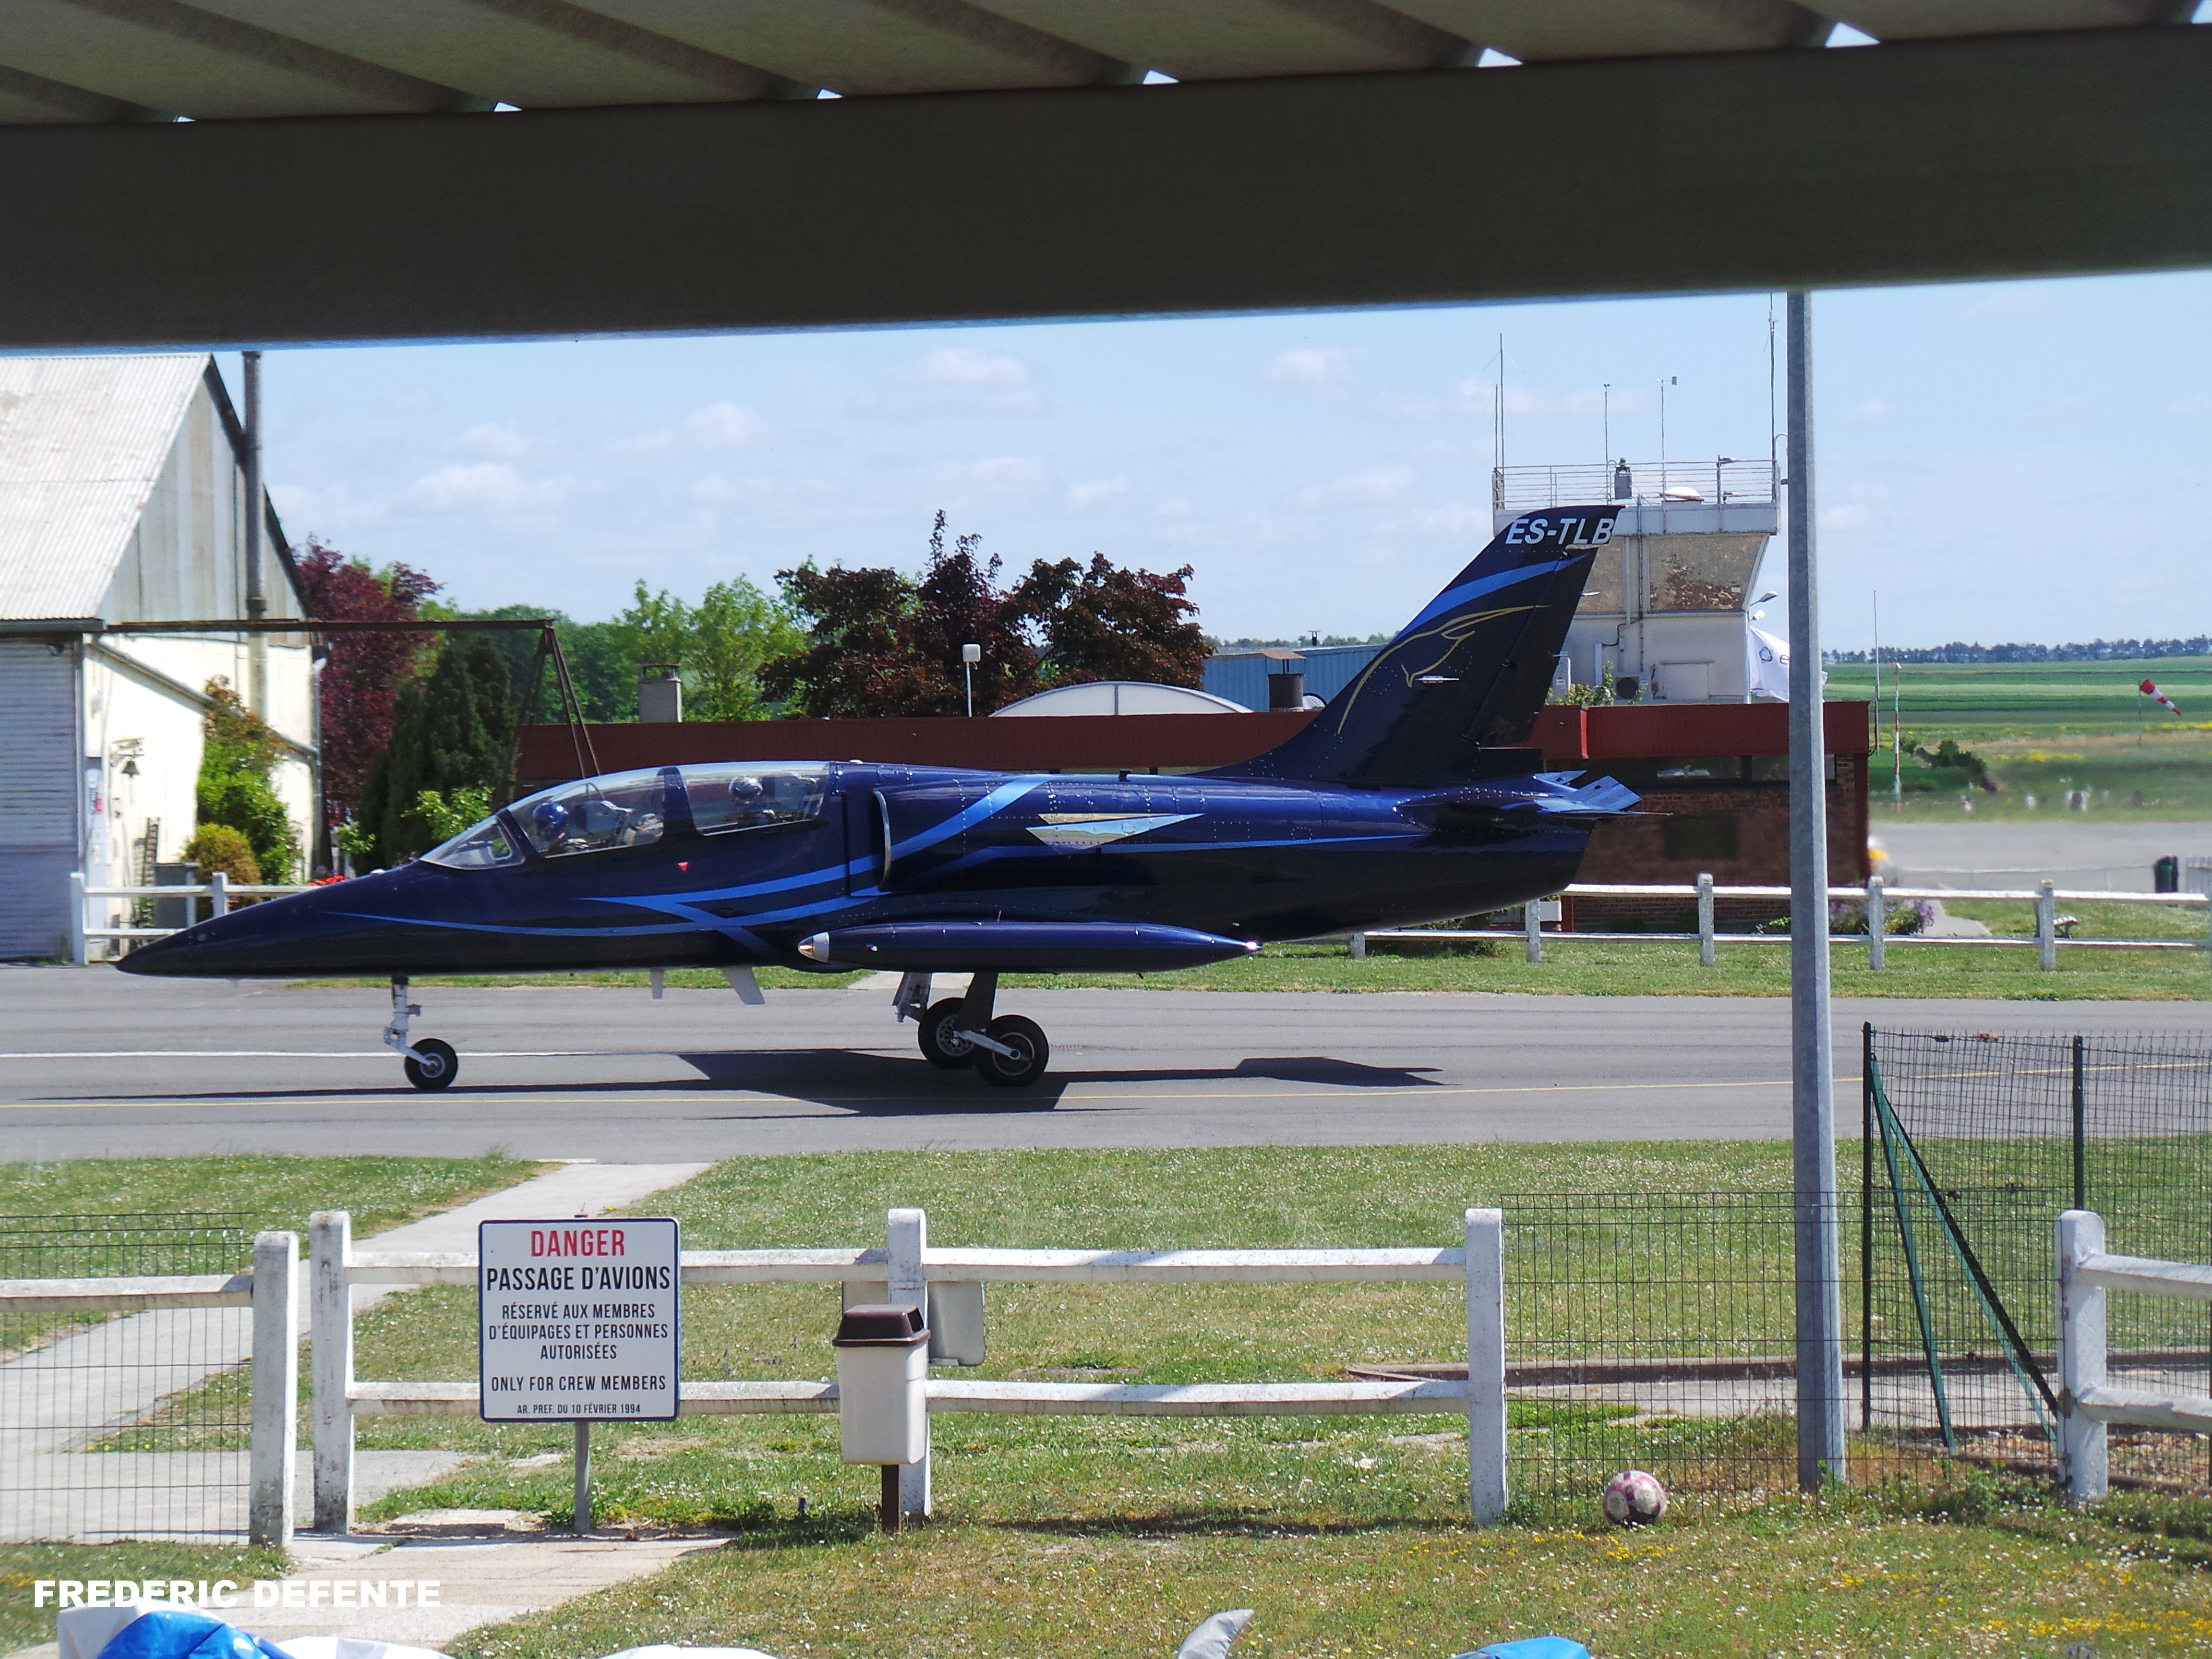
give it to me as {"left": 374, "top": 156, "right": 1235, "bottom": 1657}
{"left": 98, "top": 1612, "right": 291, "bottom": 1659}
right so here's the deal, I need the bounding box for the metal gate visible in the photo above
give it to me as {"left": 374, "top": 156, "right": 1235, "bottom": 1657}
{"left": 1862, "top": 1026, "right": 2212, "bottom": 1490}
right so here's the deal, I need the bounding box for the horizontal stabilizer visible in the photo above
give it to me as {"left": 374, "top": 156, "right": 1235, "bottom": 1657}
{"left": 1396, "top": 770, "right": 1643, "bottom": 830}
{"left": 797, "top": 919, "right": 1260, "bottom": 973}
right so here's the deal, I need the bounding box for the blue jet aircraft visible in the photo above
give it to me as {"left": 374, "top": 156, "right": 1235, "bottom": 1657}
{"left": 123, "top": 506, "right": 1638, "bottom": 1089}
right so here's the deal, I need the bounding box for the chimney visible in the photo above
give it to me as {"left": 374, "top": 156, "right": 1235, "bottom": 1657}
{"left": 639, "top": 663, "right": 682, "bottom": 723}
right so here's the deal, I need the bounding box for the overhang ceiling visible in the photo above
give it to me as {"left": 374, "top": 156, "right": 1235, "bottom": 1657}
{"left": 0, "top": 0, "right": 2193, "bottom": 124}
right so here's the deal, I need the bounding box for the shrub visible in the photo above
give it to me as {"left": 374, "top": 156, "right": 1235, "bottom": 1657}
{"left": 182, "top": 825, "right": 261, "bottom": 887}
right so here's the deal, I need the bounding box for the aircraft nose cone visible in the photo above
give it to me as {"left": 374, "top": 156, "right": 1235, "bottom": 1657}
{"left": 117, "top": 903, "right": 282, "bottom": 977}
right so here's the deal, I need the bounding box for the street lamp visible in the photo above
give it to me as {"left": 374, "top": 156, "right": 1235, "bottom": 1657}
{"left": 962, "top": 642, "right": 981, "bottom": 716}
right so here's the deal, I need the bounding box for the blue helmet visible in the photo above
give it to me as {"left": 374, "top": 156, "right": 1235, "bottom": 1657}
{"left": 531, "top": 801, "right": 569, "bottom": 835}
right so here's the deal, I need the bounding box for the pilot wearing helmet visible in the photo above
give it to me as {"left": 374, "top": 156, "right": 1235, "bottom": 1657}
{"left": 727, "top": 774, "right": 768, "bottom": 825}
{"left": 531, "top": 799, "right": 581, "bottom": 854}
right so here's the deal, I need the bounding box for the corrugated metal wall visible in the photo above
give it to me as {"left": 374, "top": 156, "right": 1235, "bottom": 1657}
{"left": 1202, "top": 645, "right": 1381, "bottom": 709}
{"left": 0, "top": 640, "right": 78, "bottom": 959}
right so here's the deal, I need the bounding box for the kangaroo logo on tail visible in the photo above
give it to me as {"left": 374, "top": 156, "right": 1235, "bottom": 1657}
{"left": 1214, "top": 507, "right": 1621, "bottom": 790}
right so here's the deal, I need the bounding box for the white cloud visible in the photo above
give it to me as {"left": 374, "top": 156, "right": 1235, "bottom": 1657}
{"left": 2171, "top": 393, "right": 2212, "bottom": 417}
{"left": 380, "top": 387, "right": 438, "bottom": 417}
{"left": 403, "top": 462, "right": 569, "bottom": 517}
{"left": 1820, "top": 504, "right": 1871, "bottom": 531}
{"left": 609, "top": 401, "right": 773, "bottom": 456}
{"left": 268, "top": 481, "right": 386, "bottom": 533}
{"left": 934, "top": 455, "right": 1051, "bottom": 505}
{"left": 1065, "top": 475, "right": 1131, "bottom": 513}
{"left": 2017, "top": 394, "right": 2093, "bottom": 424}
{"left": 906, "top": 347, "right": 1031, "bottom": 387}
{"left": 455, "top": 420, "right": 551, "bottom": 459}
{"left": 1267, "top": 348, "right": 1354, "bottom": 389}
{"left": 1295, "top": 463, "right": 1415, "bottom": 507}
{"left": 1402, "top": 502, "right": 1494, "bottom": 536}
{"left": 1847, "top": 399, "right": 1891, "bottom": 422}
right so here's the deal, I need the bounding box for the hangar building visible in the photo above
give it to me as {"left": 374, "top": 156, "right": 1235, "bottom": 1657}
{"left": 0, "top": 356, "right": 315, "bottom": 960}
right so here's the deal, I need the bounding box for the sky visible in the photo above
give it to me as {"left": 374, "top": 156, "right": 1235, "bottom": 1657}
{"left": 247, "top": 268, "right": 2212, "bottom": 653}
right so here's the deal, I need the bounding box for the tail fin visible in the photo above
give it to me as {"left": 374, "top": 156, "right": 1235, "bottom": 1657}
{"left": 1214, "top": 505, "right": 1621, "bottom": 790}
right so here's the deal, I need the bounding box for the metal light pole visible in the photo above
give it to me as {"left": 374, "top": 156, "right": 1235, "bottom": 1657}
{"left": 242, "top": 350, "right": 267, "bottom": 715}
{"left": 1787, "top": 290, "right": 1846, "bottom": 1491}
{"left": 962, "top": 642, "right": 981, "bottom": 716}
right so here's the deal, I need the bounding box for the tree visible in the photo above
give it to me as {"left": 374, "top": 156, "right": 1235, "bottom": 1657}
{"left": 356, "top": 633, "right": 515, "bottom": 865}
{"left": 613, "top": 576, "right": 803, "bottom": 721}
{"left": 196, "top": 676, "right": 299, "bottom": 880}
{"left": 181, "top": 824, "right": 260, "bottom": 887}
{"left": 761, "top": 514, "right": 1042, "bottom": 717}
{"left": 763, "top": 514, "right": 1208, "bottom": 717}
{"left": 1013, "top": 553, "right": 1207, "bottom": 689}
{"left": 292, "top": 541, "right": 438, "bottom": 823}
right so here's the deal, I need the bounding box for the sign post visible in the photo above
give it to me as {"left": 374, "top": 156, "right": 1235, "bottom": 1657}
{"left": 479, "top": 1217, "right": 681, "bottom": 1533}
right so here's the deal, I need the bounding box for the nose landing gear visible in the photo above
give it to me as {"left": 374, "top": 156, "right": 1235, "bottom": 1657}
{"left": 893, "top": 971, "right": 1050, "bottom": 1088}
{"left": 385, "top": 976, "right": 460, "bottom": 1091}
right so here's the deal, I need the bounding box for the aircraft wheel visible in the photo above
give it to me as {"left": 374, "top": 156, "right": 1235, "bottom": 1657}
{"left": 976, "top": 1016, "right": 1049, "bottom": 1089}
{"left": 404, "top": 1038, "right": 459, "bottom": 1092}
{"left": 918, "top": 1000, "right": 979, "bottom": 1069}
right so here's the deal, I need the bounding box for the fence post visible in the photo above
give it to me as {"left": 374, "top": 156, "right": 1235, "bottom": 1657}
{"left": 2036, "top": 879, "right": 2056, "bottom": 972}
{"left": 1523, "top": 901, "right": 1542, "bottom": 964}
{"left": 1696, "top": 873, "right": 1715, "bottom": 967}
{"left": 886, "top": 1208, "right": 930, "bottom": 1519}
{"left": 1866, "top": 875, "right": 1886, "bottom": 971}
{"left": 249, "top": 1230, "right": 299, "bottom": 1547}
{"left": 1348, "top": 932, "right": 1367, "bottom": 961}
{"left": 1465, "top": 1208, "right": 1507, "bottom": 1524}
{"left": 2057, "top": 1208, "right": 2107, "bottom": 1504}
{"left": 211, "top": 870, "right": 229, "bottom": 918}
{"left": 310, "top": 1211, "right": 355, "bottom": 1534}
{"left": 70, "top": 872, "right": 88, "bottom": 965}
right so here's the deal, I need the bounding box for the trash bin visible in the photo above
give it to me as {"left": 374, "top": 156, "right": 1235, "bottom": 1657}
{"left": 833, "top": 1304, "right": 929, "bottom": 1467}
{"left": 2154, "top": 855, "right": 2179, "bottom": 894}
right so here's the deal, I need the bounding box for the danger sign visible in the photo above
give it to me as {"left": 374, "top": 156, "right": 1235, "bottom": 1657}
{"left": 478, "top": 1217, "right": 680, "bottom": 1423}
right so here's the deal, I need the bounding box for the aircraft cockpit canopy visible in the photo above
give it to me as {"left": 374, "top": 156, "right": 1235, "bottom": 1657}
{"left": 421, "top": 764, "right": 830, "bottom": 869}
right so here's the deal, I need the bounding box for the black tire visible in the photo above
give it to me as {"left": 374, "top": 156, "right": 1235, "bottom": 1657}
{"left": 976, "top": 1016, "right": 1049, "bottom": 1088}
{"left": 918, "top": 999, "right": 979, "bottom": 1069}
{"left": 404, "top": 1037, "right": 459, "bottom": 1092}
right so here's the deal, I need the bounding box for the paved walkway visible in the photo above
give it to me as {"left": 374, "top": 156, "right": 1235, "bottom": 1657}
{"left": 7, "top": 1529, "right": 727, "bottom": 1659}
{"left": 1, "top": 1163, "right": 709, "bottom": 1543}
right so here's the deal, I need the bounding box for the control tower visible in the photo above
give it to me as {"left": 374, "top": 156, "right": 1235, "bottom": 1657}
{"left": 1492, "top": 458, "right": 1781, "bottom": 704}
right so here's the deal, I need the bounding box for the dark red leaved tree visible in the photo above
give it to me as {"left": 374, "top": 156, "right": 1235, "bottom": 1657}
{"left": 291, "top": 541, "right": 439, "bottom": 819}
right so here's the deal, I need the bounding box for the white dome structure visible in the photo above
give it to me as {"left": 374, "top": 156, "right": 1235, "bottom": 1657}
{"left": 991, "top": 680, "right": 1250, "bottom": 717}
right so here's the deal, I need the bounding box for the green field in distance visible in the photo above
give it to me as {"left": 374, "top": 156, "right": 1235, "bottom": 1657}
{"left": 1824, "top": 656, "right": 2212, "bottom": 739}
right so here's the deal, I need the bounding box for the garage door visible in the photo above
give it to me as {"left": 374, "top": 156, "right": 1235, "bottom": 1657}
{"left": 0, "top": 641, "right": 79, "bottom": 959}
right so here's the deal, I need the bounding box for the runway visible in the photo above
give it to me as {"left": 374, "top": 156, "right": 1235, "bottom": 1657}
{"left": 0, "top": 967, "right": 2197, "bottom": 1161}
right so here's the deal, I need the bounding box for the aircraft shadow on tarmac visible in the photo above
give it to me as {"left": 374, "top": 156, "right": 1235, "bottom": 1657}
{"left": 63, "top": 1051, "right": 1442, "bottom": 1117}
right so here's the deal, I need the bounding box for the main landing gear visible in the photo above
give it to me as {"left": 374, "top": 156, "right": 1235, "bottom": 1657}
{"left": 895, "top": 971, "right": 1049, "bottom": 1088}
{"left": 385, "top": 975, "right": 459, "bottom": 1091}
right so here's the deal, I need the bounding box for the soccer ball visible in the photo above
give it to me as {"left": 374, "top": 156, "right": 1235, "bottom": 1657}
{"left": 1601, "top": 1468, "right": 1668, "bottom": 1526}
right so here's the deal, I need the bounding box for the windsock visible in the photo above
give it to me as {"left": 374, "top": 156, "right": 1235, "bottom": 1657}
{"left": 2140, "top": 679, "right": 2183, "bottom": 717}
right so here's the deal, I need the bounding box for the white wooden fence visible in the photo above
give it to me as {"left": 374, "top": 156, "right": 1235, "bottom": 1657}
{"left": 70, "top": 875, "right": 312, "bottom": 963}
{"left": 1354, "top": 878, "right": 2212, "bottom": 972}
{"left": 0, "top": 1233, "right": 299, "bottom": 1545}
{"left": 309, "top": 1206, "right": 1508, "bottom": 1528}
{"left": 2056, "top": 1208, "right": 2212, "bottom": 1502}
{"left": 74, "top": 873, "right": 2208, "bottom": 974}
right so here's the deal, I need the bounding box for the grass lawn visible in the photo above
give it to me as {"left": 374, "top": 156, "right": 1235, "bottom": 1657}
{"left": 0, "top": 1156, "right": 548, "bottom": 1243}
{"left": 1824, "top": 657, "right": 2212, "bottom": 744}
{"left": 0, "top": 1542, "right": 287, "bottom": 1655}
{"left": 451, "top": 1487, "right": 2212, "bottom": 1659}
{"left": 1006, "top": 938, "right": 2209, "bottom": 1000}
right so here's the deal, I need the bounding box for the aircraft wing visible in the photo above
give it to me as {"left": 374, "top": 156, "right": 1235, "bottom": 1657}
{"left": 797, "top": 919, "right": 1259, "bottom": 973}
